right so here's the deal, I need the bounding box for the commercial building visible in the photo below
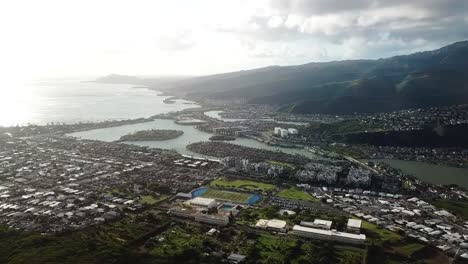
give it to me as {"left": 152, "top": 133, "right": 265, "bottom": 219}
{"left": 291, "top": 225, "right": 366, "bottom": 245}
{"left": 347, "top": 219, "right": 362, "bottom": 233}
{"left": 256, "top": 219, "right": 287, "bottom": 232}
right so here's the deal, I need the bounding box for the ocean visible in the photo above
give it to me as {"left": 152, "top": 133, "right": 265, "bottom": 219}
{"left": 0, "top": 78, "right": 197, "bottom": 127}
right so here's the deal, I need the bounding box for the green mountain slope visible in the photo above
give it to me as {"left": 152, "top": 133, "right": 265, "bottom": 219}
{"left": 162, "top": 41, "right": 468, "bottom": 114}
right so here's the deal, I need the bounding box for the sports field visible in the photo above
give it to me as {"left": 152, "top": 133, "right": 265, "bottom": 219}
{"left": 277, "top": 187, "right": 318, "bottom": 202}
{"left": 201, "top": 189, "right": 251, "bottom": 203}
{"left": 210, "top": 177, "right": 276, "bottom": 191}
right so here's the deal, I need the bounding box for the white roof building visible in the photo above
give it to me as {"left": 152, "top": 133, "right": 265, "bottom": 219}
{"left": 187, "top": 197, "right": 217, "bottom": 208}
{"left": 292, "top": 225, "right": 366, "bottom": 244}
{"left": 280, "top": 129, "right": 289, "bottom": 138}
{"left": 301, "top": 219, "right": 332, "bottom": 230}
{"left": 274, "top": 127, "right": 282, "bottom": 135}
{"left": 256, "top": 219, "right": 287, "bottom": 231}
{"left": 347, "top": 219, "right": 362, "bottom": 232}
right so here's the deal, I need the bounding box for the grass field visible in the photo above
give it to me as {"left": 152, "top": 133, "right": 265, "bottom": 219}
{"left": 395, "top": 243, "right": 425, "bottom": 257}
{"left": 202, "top": 189, "right": 251, "bottom": 203}
{"left": 277, "top": 187, "right": 318, "bottom": 202}
{"left": 139, "top": 195, "right": 168, "bottom": 205}
{"left": 210, "top": 177, "right": 276, "bottom": 191}
{"left": 362, "top": 221, "right": 401, "bottom": 244}
{"left": 432, "top": 199, "right": 468, "bottom": 219}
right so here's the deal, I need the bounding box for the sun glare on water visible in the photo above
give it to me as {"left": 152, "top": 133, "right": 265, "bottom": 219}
{"left": 0, "top": 79, "right": 35, "bottom": 127}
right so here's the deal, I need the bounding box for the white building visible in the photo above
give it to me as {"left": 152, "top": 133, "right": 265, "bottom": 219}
{"left": 256, "top": 219, "right": 287, "bottom": 232}
{"left": 274, "top": 127, "right": 282, "bottom": 135}
{"left": 280, "top": 129, "right": 289, "bottom": 138}
{"left": 187, "top": 197, "right": 217, "bottom": 209}
{"left": 291, "top": 225, "right": 366, "bottom": 245}
{"left": 288, "top": 128, "right": 298, "bottom": 135}
{"left": 346, "top": 219, "right": 362, "bottom": 233}
{"left": 301, "top": 219, "right": 333, "bottom": 230}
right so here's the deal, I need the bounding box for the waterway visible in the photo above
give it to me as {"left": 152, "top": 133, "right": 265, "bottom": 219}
{"left": 367, "top": 159, "right": 468, "bottom": 188}
{"left": 68, "top": 118, "right": 319, "bottom": 159}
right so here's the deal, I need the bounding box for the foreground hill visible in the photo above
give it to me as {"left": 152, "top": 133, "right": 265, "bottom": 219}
{"left": 163, "top": 41, "right": 468, "bottom": 114}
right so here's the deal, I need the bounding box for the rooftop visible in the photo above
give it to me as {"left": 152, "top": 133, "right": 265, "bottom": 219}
{"left": 187, "top": 197, "right": 216, "bottom": 206}
{"left": 292, "top": 225, "right": 366, "bottom": 241}
{"left": 347, "top": 219, "right": 362, "bottom": 229}
{"left": 256, "top": 219, "right": 287, "bottom": 229}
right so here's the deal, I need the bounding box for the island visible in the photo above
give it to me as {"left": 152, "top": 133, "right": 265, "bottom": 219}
{"left": 115, "top": 129, "right": 183, "bottom": 142}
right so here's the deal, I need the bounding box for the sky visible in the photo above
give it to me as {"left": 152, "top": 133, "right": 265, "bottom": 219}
{"left": 0, "top": 0, "right": 468, "bottom": 81}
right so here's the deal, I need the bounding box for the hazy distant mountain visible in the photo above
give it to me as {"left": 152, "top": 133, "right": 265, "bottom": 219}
{"left": 94, "top": 74, "right": 144, "bottom": 84}
{"left": 94, "top": 74, "right": 189, "bottom": 88}
{"left": 163, "top": 41, "right": 468, "bottom": 114}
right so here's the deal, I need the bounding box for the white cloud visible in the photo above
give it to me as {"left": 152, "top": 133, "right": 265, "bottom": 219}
{"left": 267, "top": 16, "right": 285, "bottom": 28}
{"left": 0, "top": 0, "right": 466, "bottom": 82}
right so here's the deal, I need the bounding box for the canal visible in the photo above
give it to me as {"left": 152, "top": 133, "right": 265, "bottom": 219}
{"left": 367, "top": 159, "right": 468, "bottom": 188}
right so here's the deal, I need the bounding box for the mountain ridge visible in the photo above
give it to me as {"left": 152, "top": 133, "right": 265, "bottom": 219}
{"left": 98, "top": 40, "right": 468, "bottom": 114}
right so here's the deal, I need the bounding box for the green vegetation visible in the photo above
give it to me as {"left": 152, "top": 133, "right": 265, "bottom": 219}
{"left": 147, "top": 225, "right": 222, "bottom": 263}
{"left": 268, "top": 160, "right": 295, "bottom": 169}
{"left": 432, "top": 199, "right": 468, "bottom": 219}
{"left": 0, "top": 214, "right": 170, "bottom": 264}
{"left": 202, "top": 189, "right": 251, "bottom": 203}
{"left": 117, "top": 129, "right": 183, "bottom": 142}
{"left": 140, "top": 195, "right": 168, "bottom": 205}
{"left": 277, "top": 187, "right": 318, "bottom": 202}
{"left": 362, "top": 221, "right": 401, "bottom": 245}
{"left": 236, "top": 206, "right": 282, "bottom": 225}
{"left": 324, "top": 145, "right": 366, "bottom": 158}
{"left": 0, "top": 213, "right": 447, "bottom": 264}
{"left": 244, "top": 234, "right": 364, "bottom": 264}
{"left": 210, "top": 177, "right": 276, "bottom": 192}
{"left": 395, "top": 243, "right": 426, "bottom": 257}
{"left": 255, "top": 234, "right": 297, "bottom": 262}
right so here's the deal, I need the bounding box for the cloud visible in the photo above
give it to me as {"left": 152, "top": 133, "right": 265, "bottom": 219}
{"left": 156, "top": 31, "right": 196, "bottom": 51}
{"left": 221, "top": 0, "right": 468, "bottom": 61}
{"left": 1, "top": 0, "right": 467, "bottom": 78}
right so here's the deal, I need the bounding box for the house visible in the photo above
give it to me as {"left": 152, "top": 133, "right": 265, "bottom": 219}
{"left": 227, "top": 253, "right": 246, "bottom": 263}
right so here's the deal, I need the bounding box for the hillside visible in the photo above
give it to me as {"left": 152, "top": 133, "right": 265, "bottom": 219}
{"left": 160, "top": 41, "right": 468, "bottom": 114}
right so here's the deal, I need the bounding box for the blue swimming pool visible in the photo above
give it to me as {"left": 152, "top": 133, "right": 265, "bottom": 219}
{"left": 220, "top": 204, "right": 234, "bottom": 211}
